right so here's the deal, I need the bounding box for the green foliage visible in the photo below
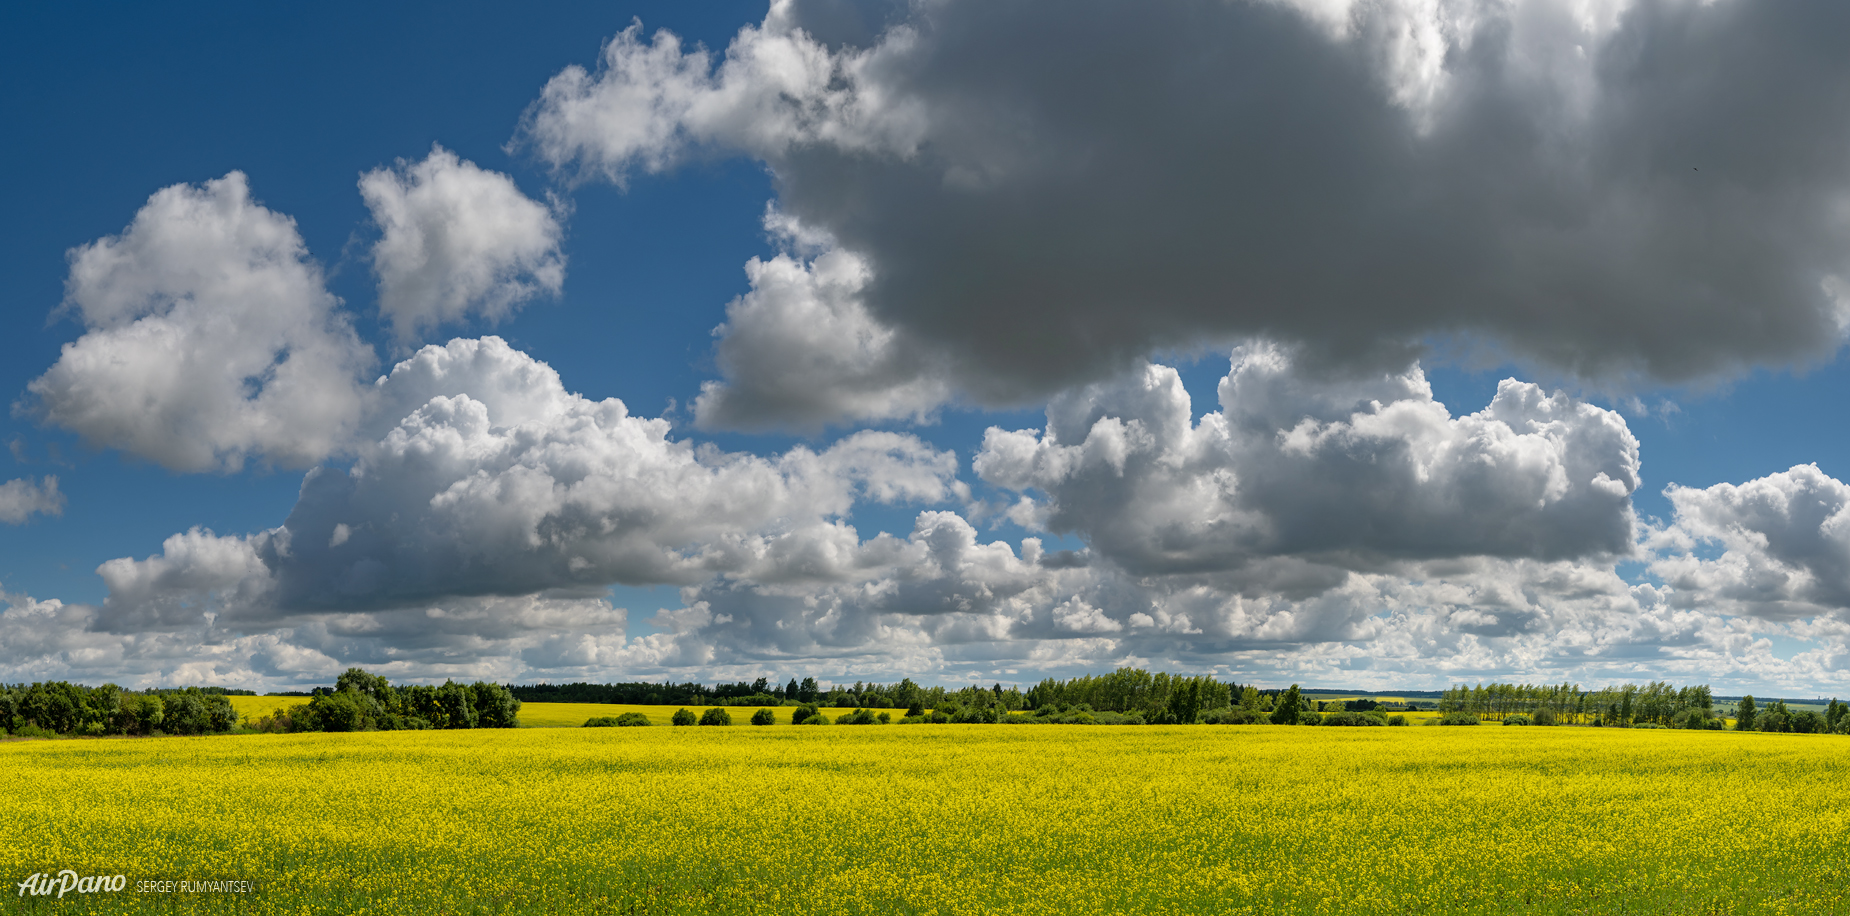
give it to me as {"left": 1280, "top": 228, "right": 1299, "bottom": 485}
{"left": 791, "top": 703, "right": 821, "bottom": 725}
{"left": 698, "top": 708, "right": 733, "bottom": 726}
{"left": 838, "top": 708, "right": 879, "bottom": 725}
{"left": 1387, "top": 715, "right": 1409, "bottom": 726}
{"left": 472, "top": 682, "right": 523, "bottom": 728}
{"left": 1439, "top": 711, "right": 1480, "bottom": 726}
{"left": 1503, "top": 714, "right": 1531, "bottom": 726}
{"left": 1529, "top": 707, "right": 1559, "bottom": 726}
{"left": 440, "top": 681, "right": 479, "bottom": 729}
{"left": 584, "top": 717, "right": 621, "bottom": 727}
{"left": 1269, "top": 685, "right": 1304, "bottom": 725}
{"left": 671, "top": 708, "right": 698, "bottom": 726}
{"left": 1199, "top": 707, "right": 1261, "bottom": 725}
{"left": 1321, "top": 711, "right": 1385, "bottom": 727}
{"left": 1735, "top": 695, "right": 1757, "bottom": 731}
{"left": 801, "top": 710, "right": 831, "bottom": 725}
{"left": 1757, "top": 700, "right": 1792, "bottom": 733}
{"left": 616, "top": 712, "right": 652, "bottom": 727}
{"left": 750, "top": 708, "right": 776, "bottom": 725}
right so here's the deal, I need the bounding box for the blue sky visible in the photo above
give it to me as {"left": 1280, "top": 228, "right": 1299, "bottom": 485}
{"left": 4, "top": 0, "right": 1850, "bottom": 694}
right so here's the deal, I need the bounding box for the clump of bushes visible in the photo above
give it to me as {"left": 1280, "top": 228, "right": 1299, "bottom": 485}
{"left": 791, "top": 704, "right": 822, "bottom": 725}
{"left": 1321, "top": 711, "right": 1386, "bottom": 727}
{"left": 586, "top": 713, "right": 653, "bottom": 727}
{"left": 698, "top": 708, "right": 733, "bottom": 726}
{"left": 1438, "top": 711, "right": 1480, "bottom": 726}
{"left": 262, "top": 669, "right": 520, "bottom": 733}
{"left": 1200, "top": 707, "right": 1263, "bottom": 725}
{"left": 671, "top": 708, "right": 697, "bottom": 726}
{"left": 1503, "top": 714, "right": 1531, "bottom": 726}
{"left": 0, "top": 682, "right": 241, "bottom": 738}
{"left": 750, "top": 708, "right": 776, "bottom": 725}
{"left": 1387, "top": 715, "right": 1409, "bottom": 726}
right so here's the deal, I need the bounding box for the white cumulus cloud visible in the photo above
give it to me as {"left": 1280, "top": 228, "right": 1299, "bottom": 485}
{"left": 25, "top": 172, "right": 373, "bottom": 472}
{"left": 975, "top": 344, "right": 1641, "bottom": 574}
{"left": 0, "top": 476, "right": 64, "bottom": 524}
{"left": 361, "top": 145, "right": 565, "bottom": 343}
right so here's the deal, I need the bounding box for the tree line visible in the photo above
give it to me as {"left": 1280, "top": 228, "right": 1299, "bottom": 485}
{"left": 256, "top": 669, "right": 521, "bottom": 732}
{"left": 0, "top": 682, "right": 239, "bottom": 737}
{"left": 1435, "top": 681, "right": 1850, "bottom": 733}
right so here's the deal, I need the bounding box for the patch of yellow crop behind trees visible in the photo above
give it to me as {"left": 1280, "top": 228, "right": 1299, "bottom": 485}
{"left": 5, "top": 726, "right": 1850, "bottom": 915}
{"left": 228, "top": 696, "right": 826, "bottom": 727}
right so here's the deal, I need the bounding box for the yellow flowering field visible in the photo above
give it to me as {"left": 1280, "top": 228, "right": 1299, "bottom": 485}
{"left": 228, "top": 696, "right": 822, "bottom": 726}
{"left": 5, "top": 726, "right": 1849, "bottom": 915}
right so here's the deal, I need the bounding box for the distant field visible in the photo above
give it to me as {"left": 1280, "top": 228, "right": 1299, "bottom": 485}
{"left": 6, "top": 726, "right": 1850, "bottom": 914}
{"left": 514, "top": 702, "right": 829, "bottom": 727}
{"left": 229, "top": 697, "right": 859, "bottom": 727}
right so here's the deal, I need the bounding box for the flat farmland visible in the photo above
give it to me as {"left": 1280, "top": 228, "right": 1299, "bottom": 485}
{"left": 227, "top": 697, "right": 833, "bottom": 727}
{"left": 6, "top": 726, "right": 1850, "bottom": 915}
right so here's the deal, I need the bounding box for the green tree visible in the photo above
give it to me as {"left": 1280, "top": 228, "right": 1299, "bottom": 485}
{"left": 308, "top": 692, "right": 363, "bottom": 733}
{"left": 671, "top": 708, "right": 698, "bottom": 726}
{"left": 1270, "top": 685, "right": 1303, "bottom": 725}
{"left": 438, "top": 681, "right": 478, "bottom": 729}
{"left": 128, "top": 693, "right": 165, "bottom": 736}
{"left": 204, "top": 694, "right": 238, "bottom": 732}
{"left": 1735, "top": 695, "right": 1757, "bottom": 731}
{"left": 470, "top": 682, "right": 521, "bottom": 728}
{"left": 750, "top": 708, "right": 775, "bottom": 725}
{"left": 698, "top": 708, "right": 733, "bottom": 726}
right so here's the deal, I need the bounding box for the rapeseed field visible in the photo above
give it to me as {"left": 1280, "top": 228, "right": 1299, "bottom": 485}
{"left": 227, "top": 696, "right": 814, "bottom": 726}
{"left": 5, "top": 726, "right": 1848, "bottom": 915}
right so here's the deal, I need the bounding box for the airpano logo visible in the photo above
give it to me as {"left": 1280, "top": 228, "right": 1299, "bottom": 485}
{"left": 17, "top": 870, "right": 127, "bottom": 897}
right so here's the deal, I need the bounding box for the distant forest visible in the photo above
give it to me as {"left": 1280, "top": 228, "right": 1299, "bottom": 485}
{"left": 508, "top": 668, "right": 1301, "bottom": 719}
{"left": 4, "top": 668, "right": 1846, "bottom": 737}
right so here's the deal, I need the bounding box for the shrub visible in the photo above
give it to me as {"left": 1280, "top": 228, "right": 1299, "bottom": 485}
{"left": 1322, "top": 711, "right": 1385, "bottom": 727}
{"left": 1530, "top": 707, "right": 1559, "bottom": 727}
{"left": 12, "top": 723, "right": 57, "bottom": 739}
{"left": 1503, "top": 714, "right": 1531, "bottom": 726}
{"left": 583, "top": 717, "right": 620, "bottom": 727}
{"left": 1200, "top": 707, "right": 1261, "bottom": 725}
{"left": 698, "top": 708, "right": 733, "bottom": 726}
{"left": 801, "top": 711, "right": 831, "bottom": 725}
{"left": 671, "top": 708, "right": 697, "bottom": 726}
{"left": 1438, "top": 711, "right": 1480, "bottom": 726}
{"left": 877, "top": 712, "right": 891, "bottom": 724}
{"left": 616, "top": 712, "right": 652, "bottom": 727}
{"left": 1387, "top": 715, "right": 1409, "bottom": 726}
{"left": 791, "top": 703, "right": 820, "bottom": 725}
{"left": 839, "top": 708, "right": 878, "bottom": 725}
{"left": 750, "top": 708, "right": 776, "bottom": 726}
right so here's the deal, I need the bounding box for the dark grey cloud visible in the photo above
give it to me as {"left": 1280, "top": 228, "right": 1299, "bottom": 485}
{"left": 527, "top": 0, "right": 1850, "bottom": 426}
